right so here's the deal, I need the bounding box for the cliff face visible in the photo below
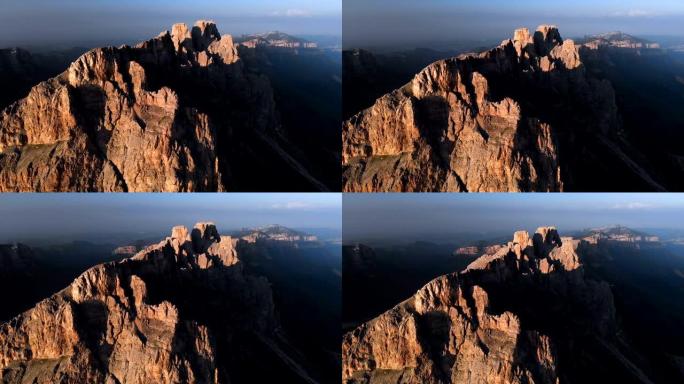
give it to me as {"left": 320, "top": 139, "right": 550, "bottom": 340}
{"left": 342, "top": 25, "right": 643, "bottom": 192}
{"left": 342, "top": 227, "right": 641, "bottom": 384}
{"left": 0, "top": 223, "right": 304, "bottom": 384}
{"left": 0, "top": 21, "right": 326, "bottom": 192}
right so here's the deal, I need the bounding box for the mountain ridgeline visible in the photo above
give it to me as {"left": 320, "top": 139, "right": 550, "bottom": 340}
{"left": 342, "top": 26, "right": 684, "bottom": 192}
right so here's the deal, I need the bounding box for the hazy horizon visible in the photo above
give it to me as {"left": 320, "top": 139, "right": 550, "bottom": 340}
{"left": 343, "top": 194, "right": 684, "bottom": 244}
{"left": 0, "top": 0, "right": 341, "bottom": 49}
{"left": 344, "top": 0, "right": 684, "bottom": 50}
{"left": 0, "top": 194, "right": 341, "bottom": 243}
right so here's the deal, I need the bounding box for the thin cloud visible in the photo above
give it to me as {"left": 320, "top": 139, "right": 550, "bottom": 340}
{"left": 611, "top": 9, "right": 657, "bottom": 17}
{"left": 270, "top": 9, "right": 312, "bottom": 17}
{"left": 270, "top": 201, "right": 312, "bottom": 210}
{"left": 611, "top": 202, "right": 654, "bottom": 210}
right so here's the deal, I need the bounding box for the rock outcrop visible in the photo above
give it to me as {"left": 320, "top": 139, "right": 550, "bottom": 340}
{"left": 342, "top": 227, "right": 641, "bottom": 384}
{"left": 342, "top": 25, "right": 654, "bottom": 192}
{"left": 0, "top": 223, "right": 312, "bottom": 383}
{"left": 0, "top": 21, "right": 326, "bottom": 192}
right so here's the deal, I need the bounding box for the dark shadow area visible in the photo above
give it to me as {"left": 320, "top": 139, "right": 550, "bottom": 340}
{"left": 237, "top": 45, "right": 342, "bottom": 191}
{"left": 0, "top": 241, "right": 125, "bottom": 324}
{"left": 580, "top": 47, "right": 684, "bottom": 191}
{"left": 73, "top": 300, "right": 112, "bottom": 371}
{"left": 414, "top": 96, "right": 454, "bottom": 168}
{"left": 342, "top": 241, "right": 479, "bottom": 329}
{"left": 71, "top": 85, "right": 108, "bottom": 152}
{"left": 0, "top": 47, "right": 87, "bottom": 111}
{"left": 237, "top": 240, "right": 342, "bottom": 384}
{"left": 342, "top": 48, "right": 461, "bottom": 120}
{"left": 415, "top": 310, "right": 454, "bottom": 382}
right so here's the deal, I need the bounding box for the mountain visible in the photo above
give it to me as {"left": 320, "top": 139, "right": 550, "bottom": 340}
{"left": 236, "top": 32, "right": 318, "bottom": 49}
{"left": 342, "top": 25, "right": 684, "bottom": 192}
{"left": 0, "top": 20, "right": 331, "bottom": 192}
{"left": 0, "top": 223, "right": 321, "bottom": 383}
{"left": 342, "top": 227, "right": 684, "bottom": 383}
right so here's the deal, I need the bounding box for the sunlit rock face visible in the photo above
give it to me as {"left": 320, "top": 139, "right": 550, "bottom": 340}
{"left": 342, "top": 25, "right": 623, "bottom": 192}
{"left": 343, "top": 227, "right": 622, "bottom": 384}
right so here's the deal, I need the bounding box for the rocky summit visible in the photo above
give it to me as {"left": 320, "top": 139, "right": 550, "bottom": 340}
{"left": 0, "top": 223, "right": 315, "bottom": 384}
{"left": 0, "top": 20, "right": 326, "bottom": 192}
{"left": 342, "top": 25, "right": 664, "bottom": 192}
{"left": 341, "top": 227, "right": 661, "bottom": 383}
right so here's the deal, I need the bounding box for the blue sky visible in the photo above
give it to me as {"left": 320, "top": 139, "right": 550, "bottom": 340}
{"left": 0, "top": 193, "right": 341, "bottom": 242}
{"left": 344, "top": 0, "right": 684, "bottom": 49}
{"left": 344, "top": 193, "right": 684, "bottom": 242}
{"left": 0, "top": 0, "right": 341, "bottom": 47}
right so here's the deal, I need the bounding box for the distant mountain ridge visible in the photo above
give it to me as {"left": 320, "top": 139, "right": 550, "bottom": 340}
{"left": 236, "top": 32, "right": 318, "bottom": 49}
{"left": 233, "top": 224, "right": 318, "bottom": 243}
{"left": 578, "top": 31, "right": 661, "bottom": 50}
